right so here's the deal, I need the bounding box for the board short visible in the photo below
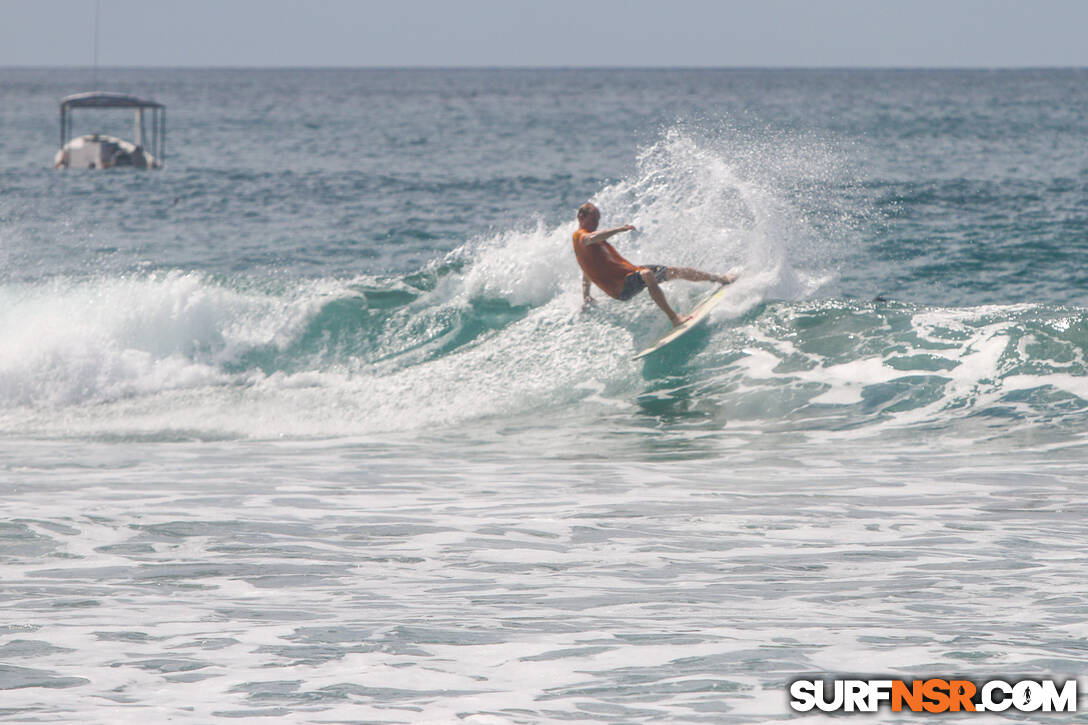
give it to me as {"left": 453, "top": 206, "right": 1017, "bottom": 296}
{"left": 616, "top": 265, "right": 668, "bottom": 301}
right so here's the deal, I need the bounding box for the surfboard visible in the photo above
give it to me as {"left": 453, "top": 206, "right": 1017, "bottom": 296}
{"left": 632, "top": 284, "right": 730, "bottom": 360}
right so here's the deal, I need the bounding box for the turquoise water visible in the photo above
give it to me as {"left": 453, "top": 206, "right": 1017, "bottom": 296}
{"left": 1, "top": 69, "right": 1087, "bottom": 722}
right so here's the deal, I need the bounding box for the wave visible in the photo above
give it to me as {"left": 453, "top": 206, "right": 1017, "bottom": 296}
{"left": 1, "top": 270, "right": 1085, "bottom": 441}
{"left": 2, "top": 132, "right": 1085, "bottom": 442}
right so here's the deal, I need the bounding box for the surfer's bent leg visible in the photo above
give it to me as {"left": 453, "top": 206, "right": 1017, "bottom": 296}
{"left": 640, "top": 268, "right": 686, "bottom": 327}
{"left": 616, "top": 266, "right": 689, "bottom": 327}
{"left": 616, "top": 265, "right": 665, "bottom": 300}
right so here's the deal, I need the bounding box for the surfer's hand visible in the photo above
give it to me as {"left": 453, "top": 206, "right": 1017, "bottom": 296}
{"left": 620, "top": 224, "right": 635, "bottom": 232}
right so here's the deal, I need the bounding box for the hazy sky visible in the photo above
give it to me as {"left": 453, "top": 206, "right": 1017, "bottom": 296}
{"left": 3, "top": 0, "right": 1087, "bottom": 68}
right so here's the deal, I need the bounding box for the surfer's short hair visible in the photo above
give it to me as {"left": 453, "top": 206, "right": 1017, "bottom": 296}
{"left": 577, "top": 203, "right": 599, "bottom": 220}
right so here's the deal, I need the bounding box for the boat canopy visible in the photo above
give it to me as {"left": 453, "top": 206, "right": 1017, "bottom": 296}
{"left": 60, "top": 92, "right": 165, "bottom": 110}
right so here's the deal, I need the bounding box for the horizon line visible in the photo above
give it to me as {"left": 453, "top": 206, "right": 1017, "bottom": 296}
{"left": 3, "top": 64, "right": 1087, "bottom": 72}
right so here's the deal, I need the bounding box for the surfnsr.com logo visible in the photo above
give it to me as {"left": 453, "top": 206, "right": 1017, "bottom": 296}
{"left": 789, "top": 678, "right": 1078, "bottom": 713}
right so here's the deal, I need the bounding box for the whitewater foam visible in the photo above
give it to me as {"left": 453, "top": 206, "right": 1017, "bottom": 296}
{"left": 2, "top": 131, "right": 1083, "bottom": 444}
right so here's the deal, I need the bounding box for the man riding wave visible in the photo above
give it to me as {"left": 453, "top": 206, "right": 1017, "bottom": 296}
{"left": 573, "top": 202, "right": 736, "bottom": 326}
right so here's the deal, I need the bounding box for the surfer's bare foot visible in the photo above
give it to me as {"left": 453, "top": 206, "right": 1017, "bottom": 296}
{"left": 714, "top": 273, "right": 737, "bottom": 285}
{"left": 672, "top": 314, "right": 693, "bottom": 327}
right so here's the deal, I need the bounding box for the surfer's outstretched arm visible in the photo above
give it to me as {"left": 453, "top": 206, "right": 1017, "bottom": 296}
{"left": 581, "top": 224, "right": 635, "bottom": 246}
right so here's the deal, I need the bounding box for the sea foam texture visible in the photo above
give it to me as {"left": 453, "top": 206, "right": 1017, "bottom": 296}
{"left": 1, "top": 129, "right": 1084, "bottom": 441}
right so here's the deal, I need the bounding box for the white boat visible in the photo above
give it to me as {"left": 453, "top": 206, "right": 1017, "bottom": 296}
{"left": 54, "top": 92, "right": 165, "bottom": 169}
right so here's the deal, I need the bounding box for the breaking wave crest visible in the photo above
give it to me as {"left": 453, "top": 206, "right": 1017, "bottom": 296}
{"left": 2, "top": 131, "right": 1084, "bottom": 442}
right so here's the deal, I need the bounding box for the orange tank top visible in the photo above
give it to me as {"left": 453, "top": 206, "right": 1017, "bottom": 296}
{"left": 572, "top": 228, "right": 640, "bottom": 299}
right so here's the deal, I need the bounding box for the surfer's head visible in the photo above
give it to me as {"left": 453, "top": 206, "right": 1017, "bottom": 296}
{"left": 577, "top": 203, "right": 600, "bottom": 231}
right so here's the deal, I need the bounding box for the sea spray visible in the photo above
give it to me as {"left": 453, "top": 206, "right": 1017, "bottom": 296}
{"left": 2, "top": 128, "right": 1083, "bottom": 441}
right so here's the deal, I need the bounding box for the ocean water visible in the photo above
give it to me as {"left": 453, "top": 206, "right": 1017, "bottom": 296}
{"left": 1, "top": 68, "right": 1087, "bottom": 722}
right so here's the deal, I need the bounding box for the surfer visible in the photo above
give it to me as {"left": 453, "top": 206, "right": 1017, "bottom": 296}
{"left": 573, "top": 203, "right": 736, "bottom": 326}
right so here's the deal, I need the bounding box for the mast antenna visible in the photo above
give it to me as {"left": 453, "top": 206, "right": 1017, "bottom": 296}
{"left": 93, "top": 0, "right": 100, "bottom": 87}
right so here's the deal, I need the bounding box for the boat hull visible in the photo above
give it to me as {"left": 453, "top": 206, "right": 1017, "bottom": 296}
{"left": 54, "top": 134, "right": 159, "bottom": 169}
